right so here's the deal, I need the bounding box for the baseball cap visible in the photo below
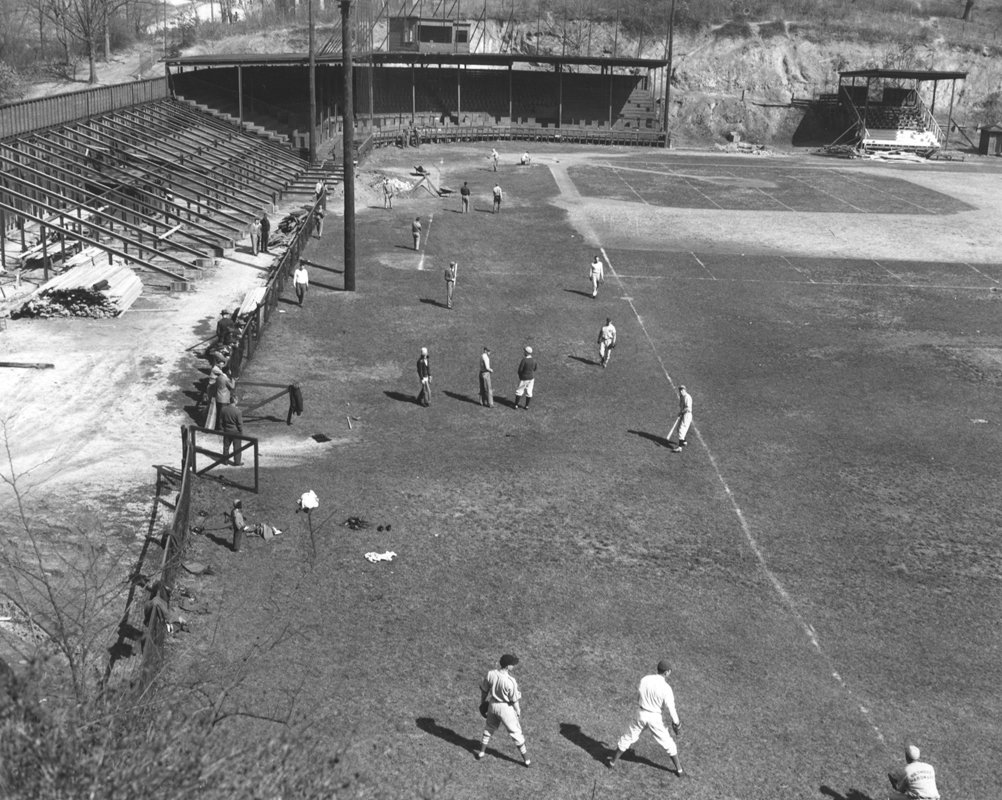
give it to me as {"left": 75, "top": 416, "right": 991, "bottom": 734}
{"left": 656, "top": 659, "right": 672, "bottom": 674}
{"left": 524, "top": 346, "right": 532, "bottom": 354}
{"left": 500, "top": 654, "right": 519, "bottom": 668}
{"left": 679, "top": 385, "right": 686, "bottom": 391}
{"left": 906, "top": 745, "right": 920, "bottom": 760}
{"left": 420, "top": 347, "right": 428, "bottom": 355}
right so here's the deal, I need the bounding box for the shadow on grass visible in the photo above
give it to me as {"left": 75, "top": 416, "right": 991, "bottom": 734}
{"left": 568, "top": 354, "right": 600, "bottom": 367}
{"left": 494, "top": 396, "right": 519, "bottom": 410}
{"left": 385, "top": 390, "right": 419, "bottom": 405}
{"left": 628, "top": 429, "right": 671, "bottom": 449}
{"left": 444, "top": 390, "right": 482, "bottom": 406}
{"left": 415, "top": 717, "right": 523, "bottom": 764}
{"left": 420, "top": 298, "right": 446, "bottom": 308}
{"left": 820, "top": 787, "right": 874, "bottom": 800}
{"left": 278, "top": 296, "right": 300, "bottom": 307}
{"left": 394, "top": 244, "right": 419, "bottom": 251}
{"left": 563, "top": 288, "right": 595, "bottom": 298}
{"left": 558, "top": 723, "right": 609, "bottom": 764}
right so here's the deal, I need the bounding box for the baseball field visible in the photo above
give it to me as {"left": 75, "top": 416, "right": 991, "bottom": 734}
{"left": 169, "top": 145, "right": 1002, "bottom": 800}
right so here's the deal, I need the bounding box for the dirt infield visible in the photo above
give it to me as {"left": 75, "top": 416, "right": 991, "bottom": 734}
{"left": 4, "top": 143, "right": 1001, "bottom": 798}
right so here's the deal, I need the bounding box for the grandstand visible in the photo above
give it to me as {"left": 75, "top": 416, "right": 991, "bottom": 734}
{"left": 0, "top": 81, "right": 317, "bottom": 294}
{"left": 834, "top": 68, "right": 967, "bottom": 156}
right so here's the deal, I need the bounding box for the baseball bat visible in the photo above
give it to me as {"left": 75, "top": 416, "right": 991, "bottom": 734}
{"left": 664, "top": 416, "right": 680, "bottom": 445}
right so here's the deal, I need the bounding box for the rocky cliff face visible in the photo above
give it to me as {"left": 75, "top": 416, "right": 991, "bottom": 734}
{"left": 479, "top": 16, "right": 1001, "bottom": 146}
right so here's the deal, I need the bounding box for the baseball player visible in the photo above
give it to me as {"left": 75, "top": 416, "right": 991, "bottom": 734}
{"left": 411, "top": 216, "right": 422, "bottom": 250}
{"left": 415, "top": 347, "right": 431, "bottom": 407}
{"left": 492, "top": 183, "right": 503, "bottom": 213}
{"left": 476, "top": 654, "right": 531, "bottom": 767}
{"left": 490, "top": 148, "right": 499, "bottom": 171}
{"left": 444, "top": 261, "right": 457, "bottom": 309}
{"left": 589, "top": 254, "right": 604, "bottom": 298}
{"left": 888, "top": 744, "right": 940, "bottom": 800}
{"left": 383, "top": 178, "right": 394, "bottom": 209}
{"left": 514, "top": 346, "right": 536, "bottom": 410}
{"left": 668, "top": 385, "right": 693, "bottom": 452}
{"left": 608, "top": 659, "right": 684, "bottom": 776}
{"left": 597, "top": 318, "right": 617, "bottom": 368}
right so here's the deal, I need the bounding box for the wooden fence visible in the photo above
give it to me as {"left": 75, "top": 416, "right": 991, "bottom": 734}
{"left": 0, "top": 77, "right": 169, "bottom": 140}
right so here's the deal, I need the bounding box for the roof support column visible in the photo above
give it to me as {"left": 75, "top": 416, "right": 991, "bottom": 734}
{"left": 237, "top": 65, "right": 244, "bottom": 127}
{"left": 945, "top": 78, "right": 957, "bottom": 150}
{"left": 411, "top": 64, "right": 416, "bottom": 122}
{"left": 557, "top": 63, "right": 563, "bottom": 129}
{"left": 457, "top": 65, "right": 462, "bottom": 122}
{"left": 508, "top": 63, "right": 513, "bottom": 122}
{"left": 608, "top": 69, "right": 614, "bottom": 130}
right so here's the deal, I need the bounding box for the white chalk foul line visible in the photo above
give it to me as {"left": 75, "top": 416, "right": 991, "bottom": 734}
{"left": 600, "top": 246, "right": 886, "bottom": 746}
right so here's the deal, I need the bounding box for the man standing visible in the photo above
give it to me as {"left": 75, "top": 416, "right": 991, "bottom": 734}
{"left": 492, "top": 183, "right": 503, "bottom": 214}
{"left": 888, "top": 745, "right": 940, "bottom": 800}
{"left": 444, "top": 261, "right": 457, "bottom": 309}
{"left": 214, "top": 367, "right": 237, "bottom": 414}
{"left": 460, "top": 181, "right": 471, "bottom": 213}
{"left": 293, "top": 263, "right": 309, "bottom": 306}
{"left": 475, "top": 654, "right": 531, "bottom": 767}
{"left": 589, "top": 254, "right": 605, "bottom": 298}
{"left": 668, "top": 385, "right": 693, "bottom": 452}
{"left": 416, "top": 347, "right": 432, "bottom": 407}
{"left": 314, "top": 177, "right": 326, "bottom": 210}
{"left": 490, "top": 148, "right": 499, "bottom": 171}
{"left": 412, "top": 216, "right": 423, "bottom": 250}
{"left": 383, "top": 178, "right": 394, "bottom": 209}
{"left": 598, "top": 318, "right": 617, "bottom": 368}
{"left": 514, "top": 346, "right": 536, "bottom": 410}
{"left": 215, "top": 309, "right": 235, "bottom": 344}
{"left": 229, "top": 499, "right": 248, "bottom": 552}
{"left": 260, "top": 213, "right": 271, "bottom": 253}
{"left": 479, "top": 347, "right": 494, "bottom": 407}
{"left": 249, "top": 217, "right": 261, "bottom": 255}
{"left": 314, "top": 208, "right": 325, "bottom": 238}
{"left": 607, "top": 659, "right": 684, "bottom": 777}
{"left": 219, "top": 396, "right": 244, "bottom": 466}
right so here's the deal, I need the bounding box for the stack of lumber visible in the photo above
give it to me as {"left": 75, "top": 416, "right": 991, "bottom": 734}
{"left": 15, "top": 262, "right": 143, "bottom": 318}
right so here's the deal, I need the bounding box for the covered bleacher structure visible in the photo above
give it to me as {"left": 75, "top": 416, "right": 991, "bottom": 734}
{"left": 832, "top": 68, "right": 967, "bottom": 156}
{"left": 0, "top": 78, "right": 314, "bottom": 295}
{"left": 167, "top": 49, "right": 668, "bottom": 153}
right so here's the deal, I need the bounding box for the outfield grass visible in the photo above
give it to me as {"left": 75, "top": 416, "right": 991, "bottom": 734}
{"left": 169, "top": 144, "right": 1002, "bottom": 800}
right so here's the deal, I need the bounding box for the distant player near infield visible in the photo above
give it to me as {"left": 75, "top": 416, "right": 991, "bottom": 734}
{"left": 668, "top": 385, "right": 693, "bottom": 452}
{"left": 888, "top": 744, "right": 940, "bottom": 800}
{"left": 589, "top": 254, "right": 604, "bottom": 298}
{"left": 607, "top": 659, "right": 684, "bottom": 776}
{"left": 492, "top": 183, "right": 503, "bottom": 213}
{"left": 475, "top": 654, "right": 531, "bottom": 767}
{"left": 597, "top": 318, "right": 617, "bottom": 368}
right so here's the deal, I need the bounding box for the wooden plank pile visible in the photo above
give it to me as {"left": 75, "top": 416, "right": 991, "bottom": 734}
{"left": 14, "top": 262, "right": 143, "bottom": 319}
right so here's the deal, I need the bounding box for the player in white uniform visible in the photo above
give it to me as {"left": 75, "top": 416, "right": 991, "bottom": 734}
{"left": 589, "top": 255, "right": 604, "bottom": 298}
{"left": 669, "top": 385, "right": 693, "bottom": 452}
{"left": 608, "top": 659, "right": 684, "bottom": 776}
{"left": 888, "top": 744, "right": 940, "bottom": 800}
{"left": 597, "top": 318, "right": 617, "bottom": 368}
{"left": 475, "top": 654, "right": 531, "bottom": 766}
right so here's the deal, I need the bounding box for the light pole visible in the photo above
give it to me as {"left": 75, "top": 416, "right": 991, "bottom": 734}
{"left": 340, "top": 0, "right": 356, "bottom": 291}
{"left": 664, "top": 0, "right": 676, "bottom": 142}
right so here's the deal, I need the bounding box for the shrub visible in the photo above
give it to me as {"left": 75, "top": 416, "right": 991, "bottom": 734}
{"left": 0, "top": 62, "right": 25, "bottom": 104}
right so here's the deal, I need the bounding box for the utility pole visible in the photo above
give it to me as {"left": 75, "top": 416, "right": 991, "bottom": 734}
{"left": 309, "top": 0, "right": 317, "bottom": 164}
{"left": 340, "top": 0, "right": 356, "bottom": 291}
{"left": 663, "top": 0, "right": 676, "bottom": 141}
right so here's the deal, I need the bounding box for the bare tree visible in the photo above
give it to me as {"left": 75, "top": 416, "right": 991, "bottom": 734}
{"left": 962, "top": 0, "right": 976, "bottom": 21}
{"left": 36, "top": 0, "right": 130, "bottom": 82}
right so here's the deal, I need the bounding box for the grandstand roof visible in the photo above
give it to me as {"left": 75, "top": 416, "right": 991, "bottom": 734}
{"left": 838, "top": 68, "right": 967, "bottom": 81}
{"left": 166, "top": 51, "right": 668, "bottom": 69}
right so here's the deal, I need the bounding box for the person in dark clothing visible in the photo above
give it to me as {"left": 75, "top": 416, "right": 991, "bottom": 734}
{"left": 219, "top": 397, "right": 244, "bottom": 465}
{"left": 260, "top": 213, "right": 271, "bottom": 253}
{"left": 215, "top": 310, "right": 235, "bottom": 344}
{"left": 514, "top": 346, "right": 537, "bottom": 410}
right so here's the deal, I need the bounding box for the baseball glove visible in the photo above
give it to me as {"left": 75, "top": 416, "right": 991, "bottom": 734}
{"left": 478, "top": 699, "right": 489, "bottom": 719}
{"left": 672, "top": 721, "right": 682, "bottom": 738}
